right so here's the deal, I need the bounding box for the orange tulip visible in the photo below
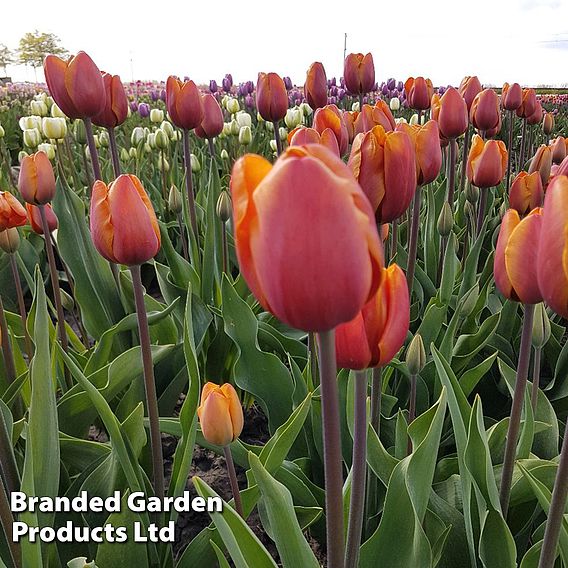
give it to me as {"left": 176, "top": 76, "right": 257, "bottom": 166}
{"left": 542, "top": 112, "right": 554, "bottom": 136}
{"left": 18, "top": 151, "right": 56, "bottom": 205}
{"left": 288, "top": 126, "right": 340, "bottom": 156}
{"left": 90, "top": 174, "right": 160, "bottom": 266}
{"left": 166, "top": 76, "right": 204, "bottom": 130}
{"left": 501, "top": 82, "right": 522, "bottom": 111}
{"left": 470, "top": 89, "right": 501, "bottom": 134}
{"left": 43, "top": 51, "right": 105, "bottom": 119}
{"left": 467, "top": 135, "right": 508, "bottom": 188}
{"left": 353, "top": 102, "right": 395, "bottom": 135}
{"left": 343, "top": 53, "right": 375, "bottom": 95}
{"left": 256, "top": 72, "right": 288, "bottom": 122}
{"left": 304, "top": 62, "right": 328, "bottom": 110}
{"left": 508, "top": 171, "right": 543, "bottom": 216}
{"left": 230, "top": 144, "right": 384, "bottom": 332}
{"left": 458, "top": 76, "right": 482, "bottom": 111}
{"left": 551, "top": 137, "right": 566, "bottom": 165}
{"left": 197, "top": 382, "right": 244, "bottom": 447}
{"left": 335, "top": 264, "right": 409, "bottom": 369}
{"left": 92, "top": 73, "right": 128, "bottom": 129}
{"left": 528, "top": 144, "right": 552, "bottom": 186}
{"left": 26, "top": 203, "right": 58, "bottom": 235}
{"left": 404, "top": 77, "right": 434, "bottom": 111}
{"left": 313, "top": 104, "right": 349, "bottom": 155}
{"left": 396, "top": 120, "right": 442, "bottom": 186}
{"left": 537, "top": 175, "right": 568, "bottom": 317}
{"left": 432, "top": 87, "right": 468, "bottom": 140}
{"left": 348, "top": 125, "right": 416, "bottom": 222}
{"left": 343, "top": 110, "right": 358, "bottom": 143}
{"left": 516, "top": 88, "right": 537, "bottom": 119}
{"left": 195, "top": 93, "right": 224, "bottom": 139}
{"left": 494, "top": 208, "right": 543, "bottom": 304}
{"left": 0, "top": 191, "right": 27, "bottom": 231}
{"left": 527, "top": 101, "right": 544, "bottom": 126}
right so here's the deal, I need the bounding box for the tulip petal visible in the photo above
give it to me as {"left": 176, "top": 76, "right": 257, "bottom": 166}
{"left": 335, "top": 311, "right": 373, "bottom": 369}
{"left": 198, "top": 391, "right": 233, "bottom": 447}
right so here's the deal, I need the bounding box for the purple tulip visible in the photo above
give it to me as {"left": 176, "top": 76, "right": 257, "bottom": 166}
{"left": 130, "top": 101, "right": 139, "bottom": 112}
{"left": 138, "top": 103, "right": 150, "bottom": 118}
{"left": 245, "top": 95, "right": 254, "bottom": 109}
{"left": 246, "top": 81, "right": 254, "bottom": 94}
{"left": 283, "top": 76, "right": 293, "bottom": 90}
{"left": 330, "top": 85, "right": 338, "bottom": 97}
{"left": 338, "top": 88, "right": 346, "bottom": 101}
{"left": 397, "top": 81, "right": 403, "bottom": 91}
{"left": 160, "top": 89, "right": 166, "bottom": 102}
{"left": 330, "top": 96, "right": 337, "bottom": 105}
{"left": 387, "top": 78, "right": 396, "bottom": 90}
{"left": 210, "top": 80, "right": 218, "bottom": 93}
{"left": 381, "top": 84, "right": 389, "bottom": 95}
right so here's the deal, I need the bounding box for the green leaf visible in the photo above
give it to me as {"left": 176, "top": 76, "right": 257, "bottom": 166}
{"left": 478, "top": 509, "right": 517, "bottom": 568}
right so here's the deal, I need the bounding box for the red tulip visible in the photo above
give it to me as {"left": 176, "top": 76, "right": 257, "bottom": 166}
{"left": 404, "top": 77, "right": 434, "bottom": 111}
{"left": 551, "top": 137, "right": 566, "bottom": 165}
{"left": 432, "top": 87, "right": 468, "bottom": 139}
{"left": 288, "top": 126, "right": 340, "bottom": 156}
{"left": 92, "top": 73, "right": 128, "bottom": 129}
{"left": 90, "top": 174, "right": 161, "bottom": 265}
{"left": 313, "top": 105, "right": 349, "bottom": 155}
{"left": 508, "top": 171, "right": 543, "bottom": 216}
{"left": 256, "top": 72, "right": 288, "bottom": 122}
{"left": 542, "top": 112, "right": 554, "bottom": 136}
{"left": 528, "top": 145, "right": 553, "bottom": 186}
{"left": 26, "top": 203, "right": 58, "bottom": 235}
{"left": 166, "top": 76, "right": 204, "bottom": 130}
{"left": 458, "top": 76, "right": 482, "bottom": 111}
{"left": 0, "top": 191, "right": 27, "bottom": 231}
{"left": 354, "top": 102, "right": 395, "bottom": 135}
{"left": 467, "top": 135, "right": 508, "bottom": 188}
{"left": 470, "top": 89, "right": 501, "bottom": 134}
{"left": 343, "top": 53, "right": 375, "bottom": 95}
{"left": 527, "top": 101, "right": 544, "bottom": 126}
{"left": 501, "top": 82, "right": 522, "bottom": 111}
{"left": 230, "top": 144, "right": 384, "bottom": 332}
{"left": 494, "top": 208, "right": 543, "bottom": 304}
{"left": 304, "top": 62, "right": 328, "bottom": 110}
{"left": 335, "top": 264, "right": 409, "bottom": 369}
{"left": 43, "top": 51, "right": 106, "bottom": 119}
{"left": 195, "top": 94, "right": 224, "bottom": 139}
{"left": 18, "top": 151, "right": 56, "bottom": 205}
{"left": 516, "top": 88, "right": 537, "bottom": 119}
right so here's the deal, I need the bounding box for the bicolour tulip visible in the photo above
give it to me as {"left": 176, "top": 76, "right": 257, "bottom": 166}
{"left": 343, "top": 53, "right": 375, "bottom": 95}
{"left": 516, "top": 88, "right": 537, "bottom": 119}
{"left": 304, "top": 62, "right": 328, "bottom": 110}
{"left": 528, "top": 145, "right": 553, "bottom": 186}
{"left": 43, "top": 51, "right": 105, "bottom": 119}
{"left": 353, "top": 101, "right": 395, "bottom": 135}
{"left": 343, "top": 110, "right": 357, "bottom": 143}
{"left": 501, "top": 82, "right": 522, "bottom": 111}
{"left": 288, "top": 126, "right": 340, "bottom": 156}
{"left": 527, "top": 101, "right": 544, "bottom": 126}
{"left": 165, "top": 76, "right": 204, "bottom": 130}
{"left": 432, "top": 87, "right": 468, "bottom": 140}
{"left": 256, "top": 72, "right": 288, "bottom": 122}
{"left": 18, "top": 151, "right": 56, "bottom": 205}
{"left": 537, "top": 175, "right": 568, "bottom": 318}
{"left": 26, "top": 203, "right": 58, "bottom": 235}
{"left": 404, "top": 77, "right": 434, "bottom": 111}
{"left": 551, "top": 137, "right": 566, "bottom": 164}
{"left": 313, "top": 105, "right": 349, "bottom": 155}
{"left": 197, "top": 382, "right": 244, "bottom": 447}
{"left": 542, "top": 112, "right": 554, "bottom": 136}
{"left": 458, "top": 75, "right": 482, "bottom": 112}
{"left": 0, "top": 191, "right": 27, "bottom": 231}
{"left": 396, "top": 120, "right": 442, "bottom": 186}
{"left": 195, "top": 94, "right": 224, "bottom": 139}
{"left": 92, "top": 73, "right": 128, "bottom": 129}
{"left": 508, "top": 171, "right": 543, "bottom": 216}
{"left": 90, "top": 174, "right": 161, "bottom": 266}
{"left": 470, "top": 89, "right": 501, "bottom": 134}
{"left": 348, "top": 125, "right": 416, "bottom": 222}
{"left": 467, "top": 135, "right": 508, "bottom": 188}
{"left": 335, "top": 264, "right": 409, "bottom": 369}
{"left": 230, "top": 144, "right": 384, "bottom": 332}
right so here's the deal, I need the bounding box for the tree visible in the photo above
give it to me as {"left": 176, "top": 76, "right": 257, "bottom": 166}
{"left": 18, "top": 30, "right": 67, "bottom": 70}
{"left": 0, "top": 44, "right": 14, "bottom": 76}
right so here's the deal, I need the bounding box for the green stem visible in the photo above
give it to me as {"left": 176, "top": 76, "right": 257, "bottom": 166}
{"left": 0, "top": 406, "right": 19, "bottom": 494}
{"left": 130, "top": 265, "right": 165, "bottom": 502}
{"left": 8, "top": 254, "right": 32, "bottom": 362}
{"left": 317, "top": 329, "right": 345, "bottom": 568}
{"left": 506, "top": 110, "right": 514, "bottom": 190}
{"left": 406, "top": 187, "right": 422, "bottom": 293}
{"left": 531, "top": 346, "right": 542, "bottom": 413}
{"left": 345, "top": 371, "right": 367, "bottom": 568}
{"left": 458, "top": 127, "right": 472, "bottom": 196}
{"left": 223, "top": 445, "right": 243, "bottom": 518}
{"left": 63, "top": 135, "right": 82, "bottom": 191}
{"left": 0, "top": 295, "right": 17, "bottom": 387}
{"left": 407, "top": 374, "right": 417, "bottom": 455}
{"left": 446, "top": 138, "right": 457, "bottom": 206}
{"left": 519, "top": 119, "right": 527, "bottom": 171}
{"left": 370, "top": 366, "right": 382, "bottom": 435}
{"left": 182, "top": 129, "right": 198, "bottom": 237}
{"left": 499, "top": 303, "right": 535, "bottom": 514}
{"left": 0, "top": 478, "right": 21, "bottom": 568}
{"left": 221, "top": 221, "right": 228, "bottom": 274}
{"left": 476, "top": 187, "right": 488, "bottom": 237}
{"left": 308, "top": 332, "right": 319, "bottom": 388}
{"left": 177, "top": 213, "right": 189, "bottom": 262}
{"left": 83, "top": 118, "right": 102, "bottom": 187}
{"left": 108, "top": 127, "right": 122, "bottom": 177}
{"left": 390, "top": 218, "right": 398, "bottom": 263}
{"left": 272, "top": 121, "right": 283, "bottom": 156}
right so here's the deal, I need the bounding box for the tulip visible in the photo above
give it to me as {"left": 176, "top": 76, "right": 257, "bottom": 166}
{"left": 0, "top": 191, "right": 27, "bottom": 232}
{"left": 166, "top": 76, "right": 204, "bottom": 130}
{"left": 91, "top": 73, "right": 128, "bottom": 129}
{"left": 313, "top": 104, "right": 349, "bottom": 155}
{"left": 551, "top": 137, "right": 566, "bottom": 164}
{"left": 516, "top": 88, "right": 538, "bottom": 119}
{"left": 528, "top": 144, "right": 552, "bottom": 186}
{"left": 458, "top": 76, "right": 482, "bottom": 112}
{"left": 348, "top": 125, "right": 416, "bottom": 222}
{"left": 198, "top": 382, "right": 244, "bottom": 447}
{"left": 43, "top": 51, "right": 105, "bottom": 119}
{"left": 23, "top": 128, "right": 41, "bottom": 148}
{"left": 304, "top": 62, "right": 328, "bottom": 110}
{"left": 230, "top": 144, "right": 383, "bottom": 332}
{"left": 542, "top": 112, "right": 554, "bottom": 136}
{"left": 150, "top": 109, "right": 164, "bottom": 123}
{"left": 235, "top": 112, "right": 252, "bottom": 129}
{"left": 343, "top": 53, "right": 375, "bottom": 96}
{"left": 226, "top": 97, "right": 240, "bottom": 114}
{"left": 467, "top": 135, "right": 508, "bottom": 188}
{"left": 26, "top": 203, "right": 58, "bottom": 235}
{"left": 508, "top": 171, "right": 543, "bottom": 216}
{"left": 256, "top": 72, "right": 288, "bottom": 123}
{"left": 288, "top": 126, "right": 340, "bottom": 156}
{"left": 0, "top": 227, "right": 20, "bottom": 255}
{"left": 238, "top": 125, "right": 252, "bottom": 146}
{"left": 90, "top": 174, "right": 160, "bottom": 266}
{"left": 389, "top": 97, "right": 400, "bottom": 111}
{"left": 354, "top": 101, "right": 395, "bottom": 135}
{"left": 502, "top": 82, "right": 522, "bottom": 111}
{"left": 527, "top": 102, "right": 544, "bottom": 126}
{"left": 432, "top": 87, "right": 468, "bottom": 140}
{"left": 404, "top": 77, "right": 434, "bottom": 111}
{"left": 42, "top": 117, "right": 67, "bottom": 140}
{"left": 343, "top": 110, "right": 357, "bottom": 143}
{"left": 18, "top": 151, "right": 56, "bottom": 205}
{"left": 195, "top": 94, "right": 224, "bottom": 139}
{"left": 37, "top": 143, "right": 56, "bottom": 161}
{"left": 470, "top": 89, "right": 501, "bottom": 135}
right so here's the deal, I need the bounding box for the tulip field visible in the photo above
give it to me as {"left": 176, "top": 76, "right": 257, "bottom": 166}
{"left": 1, "top": 51, "right": 568, "bottom": 568}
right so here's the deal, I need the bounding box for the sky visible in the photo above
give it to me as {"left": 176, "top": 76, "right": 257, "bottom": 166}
{"left": 2, "top": 0, "right": 568, "bottom": 88}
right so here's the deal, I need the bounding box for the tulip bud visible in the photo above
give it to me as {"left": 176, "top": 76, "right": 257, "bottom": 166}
{"left": 160, "top": 120, "right": 175, "bottom": 140}
{"left": 239, "top": 125, "right": 252, "bottom": 146}
{"left": 230, "top": 120, "right": 240, "bottom": 136}
{"left": 279, "top": 127, "right": 287, "bottom": 141}
{"left": 98, "top": 130, "right": 109, "bottom": 148}
{"left": 409, "top": 113, "right": 419, "bottom": 126}
{"left": 528, "top": 145, "right": 552, "bottom": 186}
{"left": 168, "top": 185, "right": 183, "bottom": 214}
{"left": 129, "top": 147, "right": 137, "bottom": 159}
{"left": 437, "top": 202, "right": 454, "bottom": 236}
{"left": 18, "top": 151, "right": 28, "bottom": 164}
{"left": 37, "top": 143, "right": 56, "bottom": 160}
{"left": 0, "top": 227, "right": 21, "bottom": 254}
{"left": 155, "top": 129, "right": 169, "bottom": 150}
{"left": 120, "top": 148, "right": 130, "bottom": 162}
{"left": 42, "top": 117, "right": 67, "bottom": 140}
{"left": 351, "top": 102, "right": 360, "bottom": 112}
{"left": 542, "top": 112, "right": 554, "bottom": 136}
{"left": 60, "top": 288, "right": 75, "bottom": 312}
{"left": 226, "top": 98, "right": 240, "bottom": 114}
{"left": 73, "top": 120, "right": 87, "bottom": 144}
{"left": 190, "top": 154, "right": 201, "bottom": 172}
{"left": 158, "top": 155, "right": 169, "bottom": 172}
{"left": 216, "top": 191, "right": 232, "bottom": 222}
{"left": 389, "top": 97, "right": 400, "bottom": 111}
{"left": 23, "top": 128, "right": 41, "bottom": 148}
{"left": 532, "top": 303, "right": 551, "bottom": 349}
{"left": 465, "top": 183, "right": 479, "bottom": 204}
{"left": 197, "top": 382, "right": 244, "bottom": 447}
{"left": 67, "top": 557, "right": 98, "bottom": 568}
{"left": 464, "top": 200, "right": 476, "bottom": 220}
{"left": 30, "top": 100, "right": 48, "bottom": 117}
{"left": 284, "top": 108, "right": 302, "bottom": 129}
{"left": 147, "top": 133, "right": 156, "bottom": 149}
{"left": 460, "top": 283, "right": 480, "bottom": 318}
{"left": 300, "top": 102, "right": 313, "bottom": 117}
{"left": 406, "top": 334, "right": 426, "bottom": 376}
{"left": 269, "top": 139, "right": 278, "bottom": 152}
{"left": 150, "top": 108, "right": 164, "bottom": 123}
{"left": 235, "top": 112, "right": 252, "bottom": 128}
{"left": 0, "top": 124, "right": 4, "bottom": 138}
{"left": 50, "top": 103, "right": 66, "bottom": 118}
{"left": 130, "top": 126, "right": 145, "bottom": 147}
{"left": 220, "top": 149, "right": 229, "bottom": 160}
